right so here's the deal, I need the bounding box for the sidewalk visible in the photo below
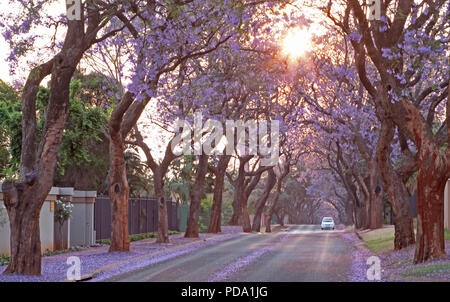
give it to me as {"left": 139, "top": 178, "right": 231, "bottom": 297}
{"left": 0, "top": 226, "right": 243, "bottom": 282}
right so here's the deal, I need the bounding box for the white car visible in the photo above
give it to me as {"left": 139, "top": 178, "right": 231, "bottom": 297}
{"left": 321, "top": 217, "right": 335, "bottom": 230}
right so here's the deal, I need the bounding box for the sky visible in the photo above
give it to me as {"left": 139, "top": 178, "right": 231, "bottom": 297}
{"left": 0, "top": 0, "right": 67, "bottom": 85}
{"left": 0, "top": 0, "right": 318, "bottom": 162}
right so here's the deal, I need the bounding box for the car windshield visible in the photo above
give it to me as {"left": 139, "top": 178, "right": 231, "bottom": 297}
{"left": 323, "top": 218, "right": 333, "bottom": 222}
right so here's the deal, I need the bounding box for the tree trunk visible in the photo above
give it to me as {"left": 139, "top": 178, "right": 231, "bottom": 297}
{"left": 154, "top": 169, "right": 169, "bottom": 243}
{"left": 108, "top": 93, "right": 134, "bottom": 252}
{"left": 108, "top": 126, "right": 130, "bottom": 252}
{"left": 2, "top": 182, "right": 42, "bottom": 275}
{"left": 228, "top": 195, "right": 241, "bottom": 225}
{"left": 376, "top": 121, "right": 415, "bottom": 249}
{"left": 2, "top": 8, "right": 113, "bottom": 275}
{"left": 265, "top": 196, "right": 280, "bottom": 233}
{"left": 227, "top": 164, "right": 246, "bottom": 226}
{"left": 368, "top": 166, "right": 384, "bottom": 229}
{"left": 185, "top": 154, "right": 209, "bottom": 238}
{"left": 241, "top": 194, "right": 252, "bottom": 233}
{"left": 414, "top": 160, "right": 447, "bottom": 263}
{"left": 265, "top": 213, "right": 272, "bottom": 232}
{"left": 208, "top": 155, "right": 231, "bottom": 233}
{"left": 389, "top": 99, "right": 448, "bottom": 263}
{"left": 344, "top": 199, "right": 354, "bottom": 225}
{"left": 5, "top": 218, "right": 41, "bottom": 275}
{"left": 252, "top": 169, "right": 276, "bottom": 232}
{"left": 3, "top": 53, "right": 77, "bottom": 275}
{"left": 277, "top": 212, "right": 285, "bottom": 226}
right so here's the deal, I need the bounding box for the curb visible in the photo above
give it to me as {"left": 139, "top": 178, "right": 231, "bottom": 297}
{"left": 352, "top": 230, "right": 374, "bottom": 252}
{"left": 63, "top": 233, "right": 239, "bottom": 282}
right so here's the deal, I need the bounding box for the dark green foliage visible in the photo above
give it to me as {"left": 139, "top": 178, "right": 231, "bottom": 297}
{"left": 167, "top": 155, "right": 196, "bottom": 203}
{"left": 125, "top": 149, "right": 154, "bottom": 197}
{"left": 0, "top": 80, "right": 20, "bottom": 176}
{"left": 0, "top": 254, "right": 10, "bottom": 266}
{"left": 57, "top": 80, "right": 109, "bottom": 177}
{"left": 167, "top": 155, "right": 215, "bottom": 203}
{"left": 199, "top": 197, "right": 213, "bottom": 232}
{"left": 0, "top": 74, "right": 152, "bottom": 195}
{"left": 0, "top": 78, "right": 110, "bottom": 187}
{"left": 198, "top": 197, "right": 234, "bottom": 233}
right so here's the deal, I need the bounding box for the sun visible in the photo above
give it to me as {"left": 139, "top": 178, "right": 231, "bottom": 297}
{"left": 281, "top": 28, "right": 312, "bottom": 60}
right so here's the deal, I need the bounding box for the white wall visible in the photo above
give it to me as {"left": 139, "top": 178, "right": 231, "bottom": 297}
{"left": 70, "top": 191, "right": 96, "bottom": 247}
{"left": 0, "top": 200, "right": 54, "bottom": 256}
{"left": 70, "top": 203, "right": 95, "bottom": 246}
{"left": 0, "top": 186, "right": 96, "bottom": 256}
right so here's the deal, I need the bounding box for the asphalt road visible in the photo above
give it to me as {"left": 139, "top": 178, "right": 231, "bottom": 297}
{"left": 107, "top": 225, "right": 352, "bottom": 282}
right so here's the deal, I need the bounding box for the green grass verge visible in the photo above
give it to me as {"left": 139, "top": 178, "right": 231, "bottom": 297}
{"left": 402, "top": 263, "right": 450, "bottom": 277}
{"left": 365, "top": 233, "right": 395, "bottom": 253}
{"left": 0, "top": 254, "right": 10, "bottom": 266}
{"left": 362, "top": 227, "right": 449, "bottom": 253}
{"left": 101, "top": 230, "right": 180, "bottom": 245}
{"left": 361, "top": 227, "right": 396, "bottom": 253}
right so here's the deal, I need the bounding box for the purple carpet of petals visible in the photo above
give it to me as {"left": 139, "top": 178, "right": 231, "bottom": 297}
{"left": 338, "top": 232, "right": 375, "bottom": 282}
{"left": 379, "top": 240, "right": 450, "bottom": 281}
{"left": 0, "top": 226, "right": 243, "bottom": 282}
{"left": 339, "top": 232, "right": 450, "bottom": 282}
{"left": 207, "top": 234, "right": 293, "bottom": 282}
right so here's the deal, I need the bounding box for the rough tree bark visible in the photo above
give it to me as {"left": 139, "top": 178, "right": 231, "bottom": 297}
{"left": 255, "top": 155, "right": 292, "bottom": 233}
{"left": 154, "top": 169, "right": 169, "bottom": 243}
{"left": 2, "top": 9, "right": 110, "bottom": 274}
{"left": 226, "top": 156, "right": 270, "bottom": 232}
{"left": 226, "top": 156, "right": 251, "bottom": 226}
{"left": 391, "top": 99, "right": 448, "bottom": 263}
{"left": 368, "top": 167, "right": 384, "bottom": 229}
{"left": 228, "top": 190, "right": 241, "bottom": 225}
{"left": 208, "top": 155, "right": 231, "bottom": 233}
{"left": 252, "top": 168, "right": 276, "bottom": 232}
{"left": 265, "top": 180, "right": 283, "bottom": 233}
{"left": 330, "top": 154, "right": 363, "bottom": 228}
{"left": 108, "top": 93, "right": 134, "bottom": 252}
{"left": 376, "top": 120, "right": 416, "bottom": 249}
{"left": 343, "top": 0, "right": 449, "bottom": 263}
{"left": 348, "top": 137, "right": 383, "bottom": 230}
{"left": 131, "top": 127, "right": 178, "bottom": 243}
{"left": 185, "top": 154, "right": 209, "bottom": 238}
{"left": 240, "top": 171, "right": 263, "bottom": 233}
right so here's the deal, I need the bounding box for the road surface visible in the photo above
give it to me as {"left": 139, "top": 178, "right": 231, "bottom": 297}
{"left": 106, "top": 225, "right": 352, "bottom": 282}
